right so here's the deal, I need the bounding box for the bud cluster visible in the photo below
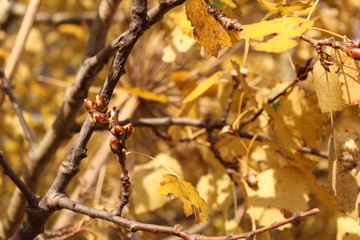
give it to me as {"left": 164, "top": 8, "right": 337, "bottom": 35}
{"left": 109, "top": 123, "right": 134, "bottom": 154}
{"left": 83, "top": 95, "right": 134, "bottom": 155}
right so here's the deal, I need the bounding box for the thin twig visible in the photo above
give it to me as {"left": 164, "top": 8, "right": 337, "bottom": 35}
{"left": 90, "top": 116, "right": 328, "bottom": 159}
{"left": 45, "top": 219, "right": 95, "bottom": 240}
{"left": 207, "top": 6, "right": 242, "bottom": 32}
{"left": 0, "top": 70, "right": 36, "bottom": 148}
{"left": 0, "top": 152, "right": 38, "bottom": 207}
{"left": 221, "top": 76, "right": 240, "bottom": 123}
{"left": 0, "top": 0, "right": 42, "bottom": 108}
{"left": 55, "top": 195, "right": 319, "bottom": 240}
{"left": 237, "top": 58, "right": 316, "bottom": 130}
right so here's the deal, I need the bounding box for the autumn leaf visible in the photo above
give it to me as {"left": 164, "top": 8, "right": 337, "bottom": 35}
{"left": 312, "top": 47, "right": 360, "bottom": 113}
{"left": 182, "top": 71, "right": 226, "bottom": 103}
{"left": 158, "top": 174, "right": 210, "bottom": 223}
{"left": 119, "top": 86, "right": 168, "bottom": 103}
{"left": 239, "top": 17, "right": 315, "bottom": 53}
{"left": 257, "top": 0, "right": 314, "bottom": 16}
{"left": 186, "top": 0, "right": 240, "bottom": 57}
{"left": 331, "top": 129, "right": 360, "bottom": 220}
{"left": 242, "top": 168, "right": 310, "bottom": 229}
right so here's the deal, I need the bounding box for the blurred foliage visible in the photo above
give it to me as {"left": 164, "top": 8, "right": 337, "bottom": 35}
{"left": 1, "top": 0, "right": 360, "bottom": 239}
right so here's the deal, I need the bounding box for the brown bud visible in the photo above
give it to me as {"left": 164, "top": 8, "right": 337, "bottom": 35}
{"left": 84, "top": 98, "right": 96, "bottom": 113}
{"left": 92, "top": 112, "right": 108, "bottom": 125}
{"left": 95, "top": 94, "right": 107, "bottom": 112}
{"left": 111, "top": 125, "right": 126, "bottom": 140}
{"left": 109, "top": 137, "right": 122, "bottom": 154}
{"left": 123, "top": 123, "right": 134, "bottom": 139}
{"left": 348, "top": 47, "right": 360, "bottom": 60}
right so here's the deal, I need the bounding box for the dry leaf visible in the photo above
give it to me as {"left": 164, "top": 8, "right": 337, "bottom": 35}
{"left": 312, "top": 47, "right": 360, "bottom": 113}
{"left": 331, "top": 129, "right": 360, "bottom": 220}
{"left": 158, "top": 174, "right": 210, "bottom": 223}
{"left": 186, "top": 0, "right": 240, "bottom": 57}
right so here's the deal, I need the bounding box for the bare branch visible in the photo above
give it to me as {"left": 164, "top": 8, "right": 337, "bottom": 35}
{"left": 0, "top": 70, "right": 36, "bottom": 148}
{"left": 11, "top": 0, "right": 187, "bottom": 238}
{"left": 55, "top": 195, "right": 319, "bottom": 240}
{"left": 0, "top": 152, "right": 38, "bottom": 207}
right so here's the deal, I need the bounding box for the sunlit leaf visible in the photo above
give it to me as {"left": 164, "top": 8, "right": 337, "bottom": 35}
{"left": 132, "top": 154, "right": 183, "bottom": 215}
{"left": 239, "top": 17, "right": 315, "bottom": 53}
{"left": 120, "top": 86, "right": 168, "bottom": 103}
{"left": 242, "top": 168, "right": 310, "bottom": 229}
{"left": 258, "top": 0, "right": 314, "bottom": 16}
{"left": 158, "top": 174, "right": 210, "bottom": 223}
{"left": 182, "top": 71, "right": 226, "bottom": 103}
{"left": 186, "top": 0, "right": 240, "bottom": 56}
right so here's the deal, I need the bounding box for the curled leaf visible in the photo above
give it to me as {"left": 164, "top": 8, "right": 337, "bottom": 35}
{"left": 158, "top": 174, "right": 210, "bottom": 223}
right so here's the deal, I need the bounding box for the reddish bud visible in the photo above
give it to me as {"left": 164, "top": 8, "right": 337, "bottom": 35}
{"left": 95, "top": 94, "right": 107, "bottom": 112}
{"left": 92, "top": 112, "right": 108, "bottom": 125}
{"left": 123, "top": 123, "right": 134, "bottom": 139}
{"left": 111, "top": 125, "right": 126, "bottom": 140}
{"left": 109, "top": 137, "right": 122, "bottom": 154}
{"left": 84, "top": 98, "right": 96, "bottom": 113}
{"left": 348, "top": 47, "right": 360, "bottom": 60}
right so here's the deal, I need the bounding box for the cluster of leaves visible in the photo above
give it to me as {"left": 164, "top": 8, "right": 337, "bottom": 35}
{"left": 1, "top": 0, "right": 360, "bottom": 239}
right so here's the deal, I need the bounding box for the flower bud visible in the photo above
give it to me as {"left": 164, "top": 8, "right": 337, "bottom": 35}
{"left": 92, "top": 112, "right": 108, "bottom": 125}
{"left": 123, "top": 123, "right": 134, "bottom": 139}
{"left": 109, "top": 137, "right": 122, "bottom": 154}
{"left": 84, "top": 98, "right": 96, "bottom": 113}
{"left": 95, "top": 94, "right": 107, "bottom": 112}
{"left": 348, "top": 47, "right": 360, "bottom": 61}
{"left": 111, "top": 125, "right": 126, "bottom": 140}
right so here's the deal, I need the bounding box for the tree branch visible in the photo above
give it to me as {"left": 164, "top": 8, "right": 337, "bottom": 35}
{"left": 0, "top": 152, "right": 38, "bottom": 207}
{"left": 55, "top": 195, "right": 319, "bottom": 240}
{"left": 0, "top": 0, "right": 122, "bottom": 237}
{"left": 11, "top": 0, "right": 187, "bottom": 238}
{"left": 0, "top": 70, "right": 36, "bottom": 148}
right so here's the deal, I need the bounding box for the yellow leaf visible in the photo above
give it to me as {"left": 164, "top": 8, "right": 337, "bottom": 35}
{"left": 258, "top": 0, "right": 314, "bottom": 16}
{"left": 58, "top": 24, "right": 86, "bottom": 40}
{"left": 251, "top": 35, "right": 298, "bottom": 53}
{"left": 311, "top": 47, "right": 359, "bottom": 113}
{"left": 158, "top": 174, "right": 210, "bottom": 223}
{"left": 239, "top": 17, "right": 315, "bottom": 53}
{"left": 257, "top": 0, "right": 277, "bottom": 12}
{"left": 132, "top": 154, "right": 183, "bottom": 215}
{"left": 241, "top": 168, "right": 310, "bottom": 229}
{"left": 331, "top": 129, "right": 360, "bottom": 220}
{"left": 120, "top": 86, "right": 168, "bottom": 103}
{"left": 337, "top": 215, "right": 360, "bottom": 240}
{"left": 182, "top": 71, "right": 225, "bottom": 103}
{"left": 186, "top": 0, "right": 240, "bottom": 57}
